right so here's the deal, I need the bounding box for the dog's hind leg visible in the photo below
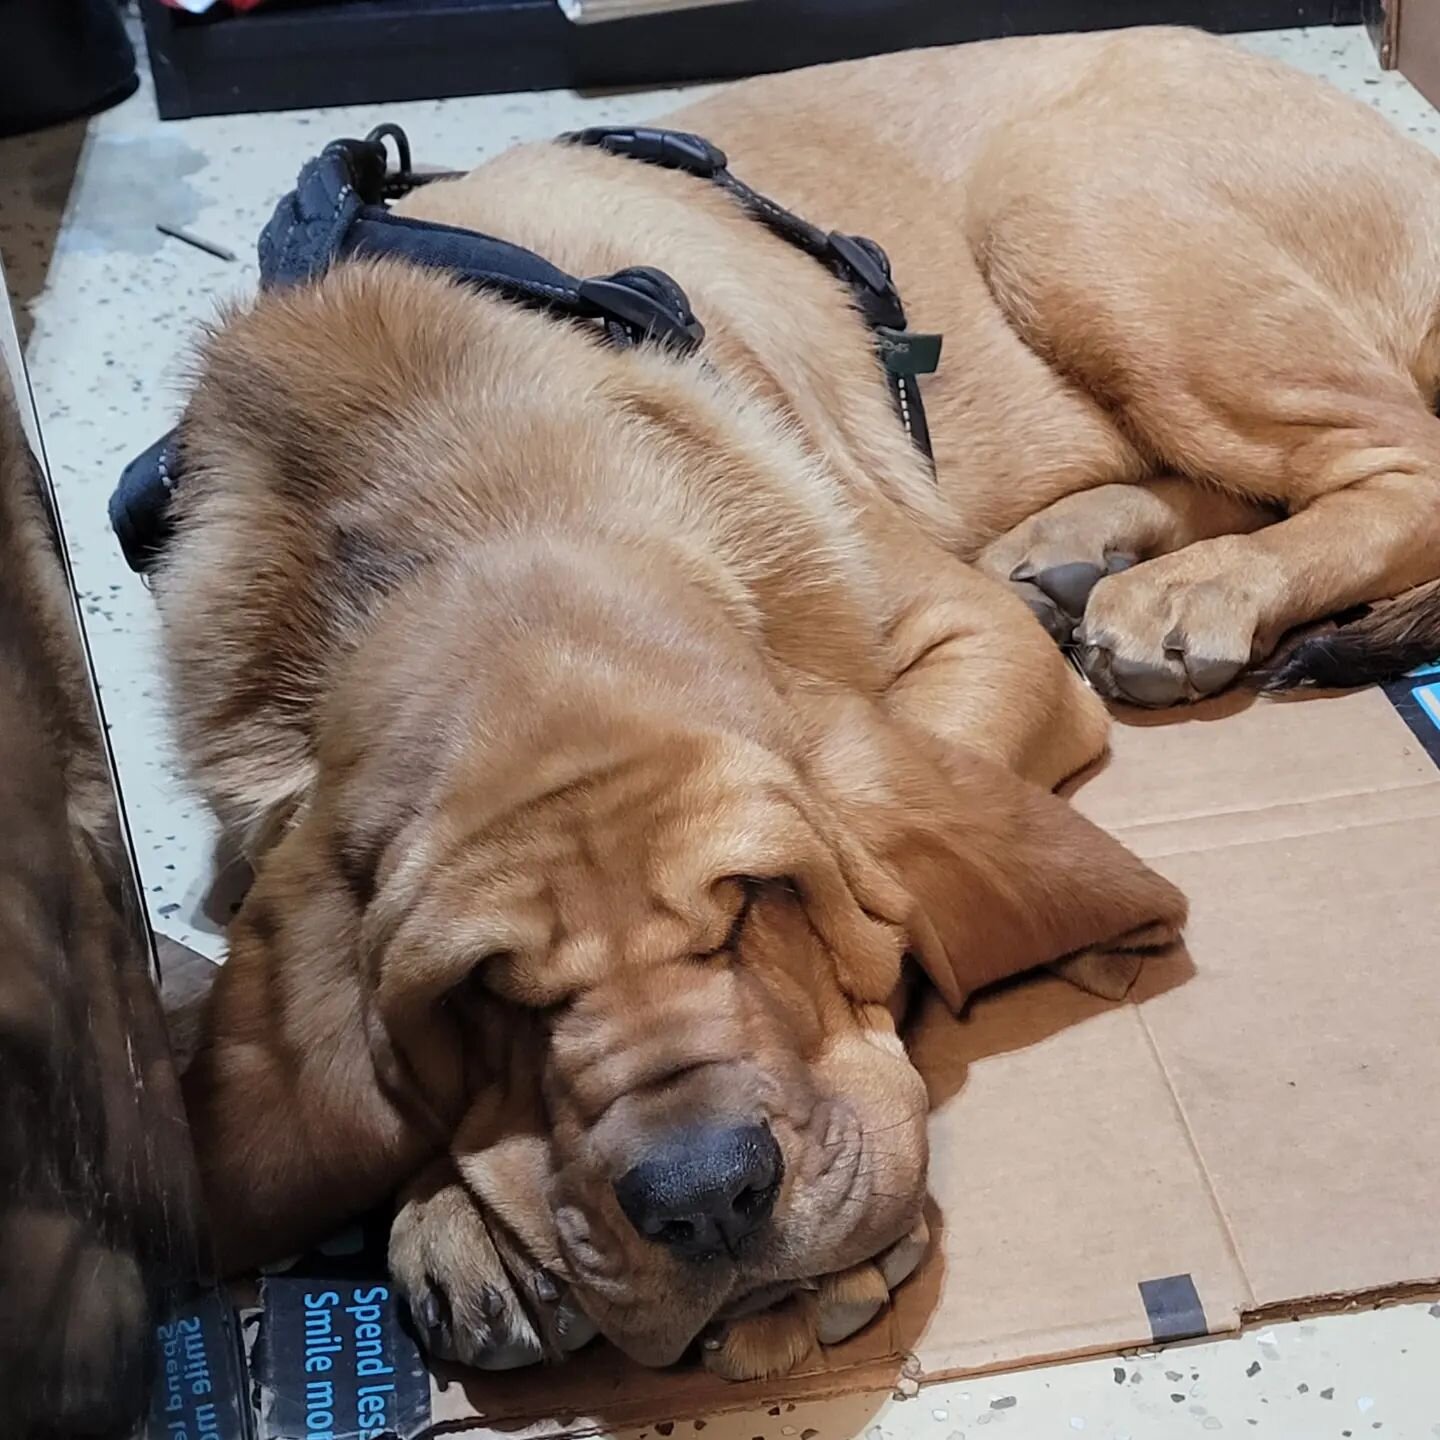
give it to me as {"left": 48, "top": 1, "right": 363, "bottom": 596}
{"left": 977, "top": 476, "right": 1277, "bottom": 645}
{"left": 972, "top": 156, "right": 1440, "bottom": 705}
{"left": 1072, "top": 396, "right": 1440, "bottom": 706}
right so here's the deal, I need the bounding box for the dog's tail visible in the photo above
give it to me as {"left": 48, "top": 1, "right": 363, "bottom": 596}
{"left": 1257, "top": 578, "right": 1440, "bottom": 691}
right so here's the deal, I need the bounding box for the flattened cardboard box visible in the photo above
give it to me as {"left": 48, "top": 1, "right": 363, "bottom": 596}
{"left": 235, "top": 676, "right": 1440, "bottom": 1440}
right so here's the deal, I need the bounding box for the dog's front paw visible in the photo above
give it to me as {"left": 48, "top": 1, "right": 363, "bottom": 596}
{"left": 979, "top": 486, "right": 1150, "bottom": 646}
{"left": 1075, "top": 540, "right": 1273, "bottom": 706}
{"left": 701, "top": 1218, "right": 930, "bottom": 1381}
{"left": 389, "top": 1161, "right": 596, "bottom": 1371}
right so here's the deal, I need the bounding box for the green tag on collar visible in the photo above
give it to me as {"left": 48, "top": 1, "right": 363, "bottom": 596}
{"left": 878, "top": 327, "right": 943, "bottom": 377}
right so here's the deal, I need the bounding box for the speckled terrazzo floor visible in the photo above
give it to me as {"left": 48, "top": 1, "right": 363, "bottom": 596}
{"left": 3, "top": 19, "right": 1437, "bottom": 1438}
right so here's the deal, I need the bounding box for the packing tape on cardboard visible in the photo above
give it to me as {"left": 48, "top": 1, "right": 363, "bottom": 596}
{"left": 1138, "top": 1273, "right": 1209, "bottom": 1345}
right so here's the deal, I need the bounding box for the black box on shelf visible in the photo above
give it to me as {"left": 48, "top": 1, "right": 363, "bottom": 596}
{"left": 142, "top": 0, "right": 1363, "bottom": 121}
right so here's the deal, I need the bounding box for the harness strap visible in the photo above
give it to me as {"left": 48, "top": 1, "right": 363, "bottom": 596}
{"left": 263, "top": 127, "right": 705, "bottom": 354}
{"left": 563, "top": 125, "right": 941, "bottom": 463}
{"left": 111, "top": 123, "right": 942, "bottom": 576}
{"left": 111, "top": 127, "right": 705, "bottom": 575}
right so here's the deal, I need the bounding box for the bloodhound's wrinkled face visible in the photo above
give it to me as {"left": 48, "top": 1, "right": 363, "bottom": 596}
{"left": 325, "top": 609, "right": 1186, "bottom": 1371}
{"left": 358, "top": 731, "right": 931, "bottom": 1366}
{"left": 541, "top": 893, "right": 928, "bottom": 1365}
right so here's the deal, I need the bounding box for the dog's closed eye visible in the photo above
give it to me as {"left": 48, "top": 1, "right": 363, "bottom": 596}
{"left": 440, "top": 952, "right": 514, "bottom": 1011}
{"left": 695, "top": 876, "right": 762, "bottom": 958}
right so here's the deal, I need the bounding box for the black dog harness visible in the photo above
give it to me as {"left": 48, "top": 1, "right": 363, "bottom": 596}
{"left": 110, "top": 123, "right": 940, "bottom": 574}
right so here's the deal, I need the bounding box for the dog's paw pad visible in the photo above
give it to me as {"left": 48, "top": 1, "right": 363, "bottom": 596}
{"left": 1031, "top": 561, "right": 1105, "bottom": 618}
{"left": 469, "top": 1330, "right": 545, "bottom": 1371}
{"left": 1010, "top": 579, "right": 1074, "bottom": 644}
{"left": 406, "top": 1281, "right": 460, "bottom": 1365}
{"left": 1109, "top": 653, "right": 1187, "bottom": 707}
{"left": 1079, "top": 633, "right": 1244, "bottom": 707}
{"left": 1181, "top": 653, "right": 1244, "bottom": 694}
{"left": 551, "top": 1293, "right": 599, "bottom": 1354}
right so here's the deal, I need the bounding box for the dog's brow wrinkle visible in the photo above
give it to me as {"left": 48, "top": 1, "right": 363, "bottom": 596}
{"left": 631, "top": 1056, "right": 722, "bottom": 1096}
{"left": 431, "top": 820, "right": 545, "bottom": 879}
{"left": 333, "top": 826, "right": 394, "bottom": 907}
{"left": 568, "top": 821, "right": 599, "bottom": 875}
{"left": 551, "top": 932, "right": 615, "bottom": 992}
{"left": 475, "top": 749, "right": 658, "bottom": 839}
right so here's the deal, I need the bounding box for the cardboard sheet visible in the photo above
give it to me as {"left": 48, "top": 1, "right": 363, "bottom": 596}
{"left": 229, "top": 677, "right": 1440, "bottom": 1439}
{"left": 1093, "top": 689, "right": 1440, "bottom": 1312}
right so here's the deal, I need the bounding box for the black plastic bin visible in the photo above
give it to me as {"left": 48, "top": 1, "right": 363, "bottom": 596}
{"left": 0, "top": 0, "right": 138, "bottom": 137}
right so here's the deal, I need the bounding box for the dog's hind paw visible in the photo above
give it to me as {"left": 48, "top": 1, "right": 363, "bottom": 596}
{"left": 1074, "top": 539, "right": 1265, "bottom": 706}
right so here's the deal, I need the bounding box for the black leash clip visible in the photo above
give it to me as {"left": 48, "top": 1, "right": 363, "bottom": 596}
{"left": 365, "top": 123, "right": 464, "bottom": 200}
{"left": 366, "top": 122, "right": 417, "bottom": 198}
{"left": 579, "top": 265, "right": 705, "bottom": 355}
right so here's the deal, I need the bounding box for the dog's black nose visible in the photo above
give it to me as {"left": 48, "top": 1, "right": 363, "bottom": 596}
{"left": 614, "top": 1123, "right": 782, "bottom": 1258}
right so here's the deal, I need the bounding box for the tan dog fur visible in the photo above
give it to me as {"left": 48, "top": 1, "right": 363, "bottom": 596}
{"left": 164, "top": 27, "right": 1440, "bottom": 1378}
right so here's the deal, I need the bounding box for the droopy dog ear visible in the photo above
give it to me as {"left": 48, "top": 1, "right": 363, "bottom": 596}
{"left": 181, "top": 810, "right": 442, "bottom": 1273}
{"left": 801, "top": 699, "right": 1187, "bottom": 1011}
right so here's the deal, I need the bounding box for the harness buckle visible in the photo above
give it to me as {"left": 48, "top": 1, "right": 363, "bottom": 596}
{"left": 827, "top": 231, "right": 907, "bottom": 330}
{"left": 578, "top": 266, "right": 705, "bottom": 354}
{"left": 566, "top": 126, "right": 728, "bottom": 179}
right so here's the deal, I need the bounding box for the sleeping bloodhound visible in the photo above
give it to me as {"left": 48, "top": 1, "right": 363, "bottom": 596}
{"left": 158, "top": 28, "right": 1440, "bottom": 1380}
